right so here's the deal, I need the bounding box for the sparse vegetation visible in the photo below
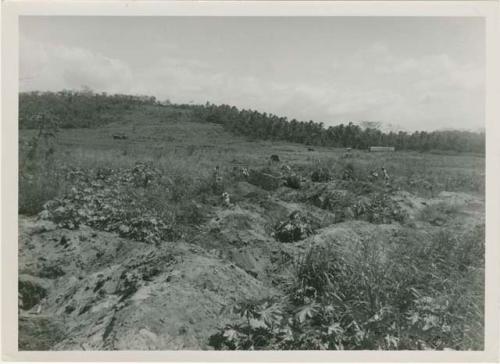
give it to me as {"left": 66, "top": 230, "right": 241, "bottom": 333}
{"left": 18, "top": 91, "right": 485, "bottom": 350}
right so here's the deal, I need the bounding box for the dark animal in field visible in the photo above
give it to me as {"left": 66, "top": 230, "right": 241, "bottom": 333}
{"left": 112, "top": 134, "right": 128, "bottom": 140}
{"left": 270, "top": 154, "right": 280, "bottom": 162}
{"left": 342, "top": 148, "right": 353, "bottom": 159}
{"left": 307, "top": 147, "right": 315, "bottom": 151}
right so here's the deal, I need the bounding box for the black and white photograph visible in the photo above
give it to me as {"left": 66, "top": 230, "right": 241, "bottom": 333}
{"left": 2, "top": 0, "right": 499, "bottom": 360}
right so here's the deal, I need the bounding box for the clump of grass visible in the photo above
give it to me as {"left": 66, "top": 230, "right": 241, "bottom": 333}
{"left": 19, "top": 169, "right": 64, "bottom": 215}
{"left": 288, "top": 244, "right": 353, "bottom": 302}
{"left": 310, "top": 167, "right": 331, "bottom": 183}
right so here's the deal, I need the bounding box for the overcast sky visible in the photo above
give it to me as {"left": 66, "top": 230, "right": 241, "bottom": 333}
{"left": 20, "top": 16, "right": 485, "bottom": 131}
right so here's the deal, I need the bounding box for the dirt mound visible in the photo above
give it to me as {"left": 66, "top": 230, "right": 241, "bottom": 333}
{"left": 225, "top": 181, "right": 269, "bottom": 203}
{"left": 18, "top": 216, "right": 275, "bottom": 350}
{"left": 189, "top": 204, "right": 285, "bottom": 282}
{"left": 247, "top": 168, "right": 282, "bottom": 191}
{"left": 289, "top": 220, "right": 401, "bottom": 258}
{"left": 434, "top": 191, "right": 482, "bottom": 208}
{"left": 391, "top": 191, "right": 428, "bottom": 219}
{"left": 18, "top": 168, "right": 484, "bottom": 351}
{"left": 294, "top": 183, "right": 407, "bottom": 224}
{"left": 393, "top": 190, "right": 484, "bottom": 225}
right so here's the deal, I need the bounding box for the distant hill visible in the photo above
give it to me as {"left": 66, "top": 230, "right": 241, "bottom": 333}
{"left": 19, "top": 90, "right": 485, "bottom": 154}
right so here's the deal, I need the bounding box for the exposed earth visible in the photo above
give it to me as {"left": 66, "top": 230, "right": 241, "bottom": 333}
{"left": 18, "top": 181, "right": 484, "bottom": 350}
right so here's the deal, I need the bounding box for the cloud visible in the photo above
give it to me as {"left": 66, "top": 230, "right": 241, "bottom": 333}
{"left": 137, "top": 48, "right": 483, "bottom": 131}
{"left": 20, "top": 37, "right": 133, "bottom": 93}
{"left": 320, "top": 44, "right": 485, "bottom": 130}
{"left": 19, "top": 36, "right": 484, "bottom": 131}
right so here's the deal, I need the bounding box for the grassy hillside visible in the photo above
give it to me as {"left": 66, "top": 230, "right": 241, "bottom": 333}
{"left": 20, "top": 91, "right": 485, "bottom": 153}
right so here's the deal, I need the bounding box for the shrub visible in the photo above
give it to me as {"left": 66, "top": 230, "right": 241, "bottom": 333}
{"left": 341, "top": 162, "right": 355, "bottom": 181}
{"left": 284, "top": 175, "right": 301, "bottom": 189}
{"left": 274, "top": 211, "right": 313, "bottom": 243}
{"left": 39, "top": 164, "right": 180, "bottom": 243}
{"left": 311, "top": 168, "right": 331, "bottom": 182}
{"left": 362, "top": 193, "right": 408, "bottom": 224}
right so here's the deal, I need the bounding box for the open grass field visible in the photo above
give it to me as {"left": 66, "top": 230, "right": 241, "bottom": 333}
{"left": 20, "top": 104, "right": 484, "bottom": 194}
{"left": 18, "top": 104, "right": 485, "bottom": 350}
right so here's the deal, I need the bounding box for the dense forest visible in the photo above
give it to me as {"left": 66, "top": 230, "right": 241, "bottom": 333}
{"left": 19, "top": 90, "right": 485, "bottom": 153}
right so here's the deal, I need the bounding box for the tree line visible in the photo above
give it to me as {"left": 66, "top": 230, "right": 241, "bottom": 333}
{"left": 190, "top": 103, "right": 484, "bottom": 153}
{"left": 19, "top": 91, "right": 485, "bottom": 153}
{"left": 19, "top": 90, "right": 159, "bottom": 129}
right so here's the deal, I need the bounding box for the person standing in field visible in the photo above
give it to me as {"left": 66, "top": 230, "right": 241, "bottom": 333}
{"left": 213, "top": 165, "right": 224, "bottom": 193}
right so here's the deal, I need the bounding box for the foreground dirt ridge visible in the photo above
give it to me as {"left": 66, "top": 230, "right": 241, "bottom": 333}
{"left": 18, "top": 186, "right": 483, "bottom": 350}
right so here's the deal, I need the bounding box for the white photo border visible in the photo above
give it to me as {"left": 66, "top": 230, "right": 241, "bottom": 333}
{"left": 2, "top": 1, "right": 499, "bottom": 362}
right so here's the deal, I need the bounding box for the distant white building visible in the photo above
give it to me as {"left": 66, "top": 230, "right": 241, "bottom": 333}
{"left": 369, "top": 146, "right": 395, "bottom": 152}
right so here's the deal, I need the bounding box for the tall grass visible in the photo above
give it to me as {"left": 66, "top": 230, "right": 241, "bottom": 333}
{"left": 19, "top": 121, "right": 66, "bottom": 215}
{"left": 211, "top": 224, "right": 484, "bottom": 350}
